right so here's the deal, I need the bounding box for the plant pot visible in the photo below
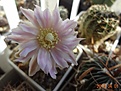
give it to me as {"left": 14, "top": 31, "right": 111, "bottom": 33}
{"left": 0, "top": 68, "right": 36, "bottom": 91}
{"left": 6, "top": 45, "right": 82, "bottom": 91}
{"left": 0, "top": 67, "right": 5, "bottom": 81}
{"left": 0, "top": 47, "right": 12, "bottom": 73}
{"left": 0, "top": 68, "right": 4, "bottom": 77}
{"left": 0, "top": 47, "right": 13, "bottom": 82}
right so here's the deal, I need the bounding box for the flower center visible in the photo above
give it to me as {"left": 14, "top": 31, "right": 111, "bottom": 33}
{"left": 37, "top": 28, "right": 59, "bottom": 50}
{"left": 45, "top": 33, "right": 54, "bottom": 43}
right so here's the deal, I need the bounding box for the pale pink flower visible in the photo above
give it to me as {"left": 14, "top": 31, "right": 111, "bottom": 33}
{"left": 7, "top": 5, "right": 81, "bottom": 79}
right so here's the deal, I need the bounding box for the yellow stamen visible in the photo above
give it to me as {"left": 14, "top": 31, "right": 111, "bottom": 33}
{"left": 37, "top": 28, "right": 59, "bottom": 50}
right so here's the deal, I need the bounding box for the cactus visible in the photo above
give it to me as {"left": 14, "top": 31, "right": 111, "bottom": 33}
{"left": 91, "top": 0, "right": 116, "bottom": 7}
{"left": 59, "top": 6, "right": 68, "bottom": 20}
{"left": 76, "top": 55, "right": 121, "bottom": 91}
{"left": 78, "top": 5, "right": 119, "bottom": 44}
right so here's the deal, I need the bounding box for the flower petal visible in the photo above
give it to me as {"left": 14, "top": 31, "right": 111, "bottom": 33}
{"left": 20, "top": 7, "right": 39, "bottom": 28}
{"left": 29, "top": 55, "right": 40, "bottom": 76}
{"left": 43, "top": 52, "right": 52, "bottom": 74}
{"left": 15, "top": 49, "right": 37, "bottom": 62}
{"left": 12, "top": 27, "right": 36, "bottom": 38}
{"left": 52, "top": 6, "right": 61, "bottom": 25}
{"left": 51, "top": 49, "right": 69, "bottom": 68}
{"left": 61, "top": 38, "right": 81, "bottom": 49}
{"left": 56, "top": 42, "right": 70, "bottom": 53}
{"left": 59, "top": 29, "right": 75, "bottom": 38}
{"left": 49, "top": 69, "right": 57, "bottom": 79}
{"left": 7, "top": 35, "right": 29, "bottom": 43}
{"left": 55, "top": 47, "right": 77, "bottom": 65}
{"left": 19, "top": 23, "right": 38, "bottom": 35}
{"left": 37, "top": 48, "right": 48, "bottom": 71}
{"left": 43, "top": 8, "right": 52, "bottom": 27}
{"left": 20, "top": 44, "right": 38, "bottom": 57}
{"left": 34, "top": 5, "right": 45, "bottom": 27}
{"left": 65, "top": 51, "right": 78, "bottom": 66}
{"left": 49, "top": 61, "right": 57, "bottom": 79}
{"left": 63, "top": 19, "right": 77, "bottom": 30}
{"left": 20, "top": 20, "right": 39, "bottom": 30}
{"left": 57, "top": 20, "right": 77, "bottom": 36}
{"left": 19, "top": 40, "right": 38, "bottom": 50}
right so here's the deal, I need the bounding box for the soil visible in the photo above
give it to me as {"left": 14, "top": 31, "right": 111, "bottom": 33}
{"left": 31, "top": 68, "right": 68, "bottom": 90}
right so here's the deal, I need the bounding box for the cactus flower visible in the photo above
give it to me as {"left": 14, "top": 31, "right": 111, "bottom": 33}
{"left": 7, "top": 5, "right": 81, "bottom": 79}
